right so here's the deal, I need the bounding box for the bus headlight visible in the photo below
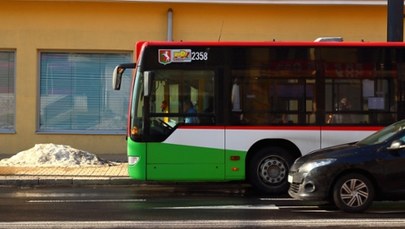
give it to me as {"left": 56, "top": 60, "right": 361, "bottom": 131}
{"left": 128, "top": 156, "right": 140, "bottom": 165}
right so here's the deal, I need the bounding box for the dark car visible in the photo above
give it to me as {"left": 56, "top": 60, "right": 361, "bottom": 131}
{"left": 288, "top": 120, "right": 405, "bottom": 213}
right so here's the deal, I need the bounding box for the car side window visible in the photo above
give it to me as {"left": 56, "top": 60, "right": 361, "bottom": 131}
{"left": 399, "top": 135, "right": 405, "bottom": 144}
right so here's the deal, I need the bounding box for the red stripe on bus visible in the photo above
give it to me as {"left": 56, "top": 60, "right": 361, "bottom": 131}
{"left": 178, "top": 125, "right": 383, "bottom": 131}
{"left": 177, "top": 126, "right": 226, "bottom": 130}
{"left": 320, "top": 126, "right": 382, "bottom": 131}
{"left": 225, "top": 126, "right": 320, "bottom": 131}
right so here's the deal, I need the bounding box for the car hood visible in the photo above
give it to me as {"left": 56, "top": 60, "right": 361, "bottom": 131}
{"left": 296, "top": 142, "right": 365, "bottom": 164}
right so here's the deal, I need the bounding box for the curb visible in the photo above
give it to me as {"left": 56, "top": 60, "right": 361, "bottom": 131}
{"left": 0, "top": 176, "right": 134, "bottom": 186}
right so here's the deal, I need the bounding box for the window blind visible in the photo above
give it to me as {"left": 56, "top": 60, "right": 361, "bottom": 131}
{"left": 39, "top": 52, "right": 132, "bottom": 133}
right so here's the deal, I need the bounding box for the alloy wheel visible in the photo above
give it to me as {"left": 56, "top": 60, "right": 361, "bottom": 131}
{"left": 339, "top": 178, "right": 369, "bottom": 207}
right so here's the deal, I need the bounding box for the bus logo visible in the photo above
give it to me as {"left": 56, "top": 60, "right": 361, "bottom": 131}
{"left": 159, "top": 49, "right": 172, "bottom": 65}
{"left": 158, "top": 49, "right": 192, "bottom": 65}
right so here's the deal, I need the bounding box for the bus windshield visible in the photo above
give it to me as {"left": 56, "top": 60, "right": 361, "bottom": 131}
{"left": 132, "top": 69, "right": 215, "bottom": 142}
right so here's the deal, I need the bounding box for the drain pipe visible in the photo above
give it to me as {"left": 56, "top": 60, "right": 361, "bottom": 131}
{"left": 387, "top": 0, "right": 403, "bottom": 41}
{"left": 167, "top": 8, "right": 173, "bottom": 41}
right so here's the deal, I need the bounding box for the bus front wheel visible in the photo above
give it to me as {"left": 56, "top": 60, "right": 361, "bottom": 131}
{"left": 248, "top": 147, "right": 294, "bottom": 195}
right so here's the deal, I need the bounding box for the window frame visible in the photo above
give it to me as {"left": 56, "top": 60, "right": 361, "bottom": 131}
{"left": 0, "top": 50, "right": 16, "bottom": 133}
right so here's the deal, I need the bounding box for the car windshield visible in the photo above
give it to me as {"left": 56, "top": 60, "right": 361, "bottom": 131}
{"left": 357, "top": 120, "right": 405, "bottom": 146}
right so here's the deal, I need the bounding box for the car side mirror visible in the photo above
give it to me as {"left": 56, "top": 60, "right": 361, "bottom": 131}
{"left": 388, "top": 140, "right": 405, "bottom": 150}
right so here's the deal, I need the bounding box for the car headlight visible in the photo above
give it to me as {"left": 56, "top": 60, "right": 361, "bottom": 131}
{"left": 299, "top": 158, "right": 336, "bottom": 172}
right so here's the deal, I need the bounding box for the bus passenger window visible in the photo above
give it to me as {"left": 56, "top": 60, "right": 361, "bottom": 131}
{"left": 200, "top": 97, "right": 215, "bottom": 124}
{"left": 183, "top": 100, "right": 199, "bottom": 124}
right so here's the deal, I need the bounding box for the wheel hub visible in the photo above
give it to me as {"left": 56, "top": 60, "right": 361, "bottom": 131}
{"left": 259, "top": 157, "right": 287, "bottom": 184}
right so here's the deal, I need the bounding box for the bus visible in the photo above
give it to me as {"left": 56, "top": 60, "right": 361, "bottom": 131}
{"left": 112, "top": 41, "right": 405, "bottom": 194}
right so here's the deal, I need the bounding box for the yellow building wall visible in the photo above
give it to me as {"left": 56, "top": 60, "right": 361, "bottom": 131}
{"left": 0, "top": 1, "right": 388, "bottom": 155}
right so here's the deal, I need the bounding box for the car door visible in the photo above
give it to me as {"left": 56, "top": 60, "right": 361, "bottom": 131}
{"left": 379, "top": 133, "right": 405, "bottom": 197}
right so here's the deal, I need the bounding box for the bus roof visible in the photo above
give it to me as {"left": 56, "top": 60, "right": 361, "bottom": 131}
{"left": 134, "top": 40, "right": 405, "bottom": 61}
{"left": 138, "top": 40, "right": 405, "bottom": 48}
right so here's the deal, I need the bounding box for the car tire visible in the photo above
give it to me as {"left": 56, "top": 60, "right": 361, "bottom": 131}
{"left": 332, "top": 173, "right": 374, "bottom": 213}
{"left": 248, "top": 147, "right": 294, "bottom": 195}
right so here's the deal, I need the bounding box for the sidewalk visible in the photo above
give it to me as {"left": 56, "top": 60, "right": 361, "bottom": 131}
{"left": 0, "top": 153, "right": 134, "bottom": 186}
{"left": 0, "top": 163, "right": 133, "bottom": 186}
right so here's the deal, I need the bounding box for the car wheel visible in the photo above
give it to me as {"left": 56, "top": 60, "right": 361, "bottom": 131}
{"left": 248, "top": 147, "right": 294, "bottom": 195}
{"left": 332, "top": 173, "right": 374, "bottom": 213}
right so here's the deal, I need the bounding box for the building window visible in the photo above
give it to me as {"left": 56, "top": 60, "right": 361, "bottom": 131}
{"left": 0, "top": 51, "right": 15, "bottom": 132}
{"left": 39, "top": 52, "right": 132, "bottom": 133}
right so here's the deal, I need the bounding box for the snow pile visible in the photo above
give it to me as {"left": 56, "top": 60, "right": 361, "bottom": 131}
{"left": 0, "top": 144, "right": 113, "bottom": 167}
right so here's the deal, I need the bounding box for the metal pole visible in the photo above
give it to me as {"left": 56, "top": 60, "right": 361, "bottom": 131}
{"left": 387, "top": 0, "right": 403, "bottom": 41}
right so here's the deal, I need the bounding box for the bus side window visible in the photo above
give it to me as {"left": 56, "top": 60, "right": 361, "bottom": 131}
{"left": 183, "top": 100, "right": 199, "bottom": 124}
{"left": 230, "top": 78, "right": 244, "bottom": 125}
{"left": 200, "top": 97, "right": 215, "bottom": 124}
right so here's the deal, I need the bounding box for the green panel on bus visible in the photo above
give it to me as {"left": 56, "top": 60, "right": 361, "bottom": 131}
{"left": 147, "top": 164, "right": 225, "bottom": 181}
{"left": 146, "top": 143, "right": 225, "bottom": 180}
{"left": 146, "top": 143, "right": 224, "bottom": 164}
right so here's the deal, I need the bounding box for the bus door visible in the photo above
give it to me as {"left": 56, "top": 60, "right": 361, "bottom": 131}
{"left": 145, "top": 69, "right": 225, "bottom": 181}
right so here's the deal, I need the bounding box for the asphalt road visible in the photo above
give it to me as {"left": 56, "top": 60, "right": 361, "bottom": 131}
{"left": 0, "top": 183, "right": 405, "bottom": 228}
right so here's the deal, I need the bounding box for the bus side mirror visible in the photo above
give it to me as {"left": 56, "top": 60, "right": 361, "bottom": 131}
{"left": 112, "top": 63, "right": 136, "bottom": 90}
{"left": 112, "top": 66, "right": 124, "bottom": 90}
{"left": 144, "top": 71, "right": 154, "bottom": 97}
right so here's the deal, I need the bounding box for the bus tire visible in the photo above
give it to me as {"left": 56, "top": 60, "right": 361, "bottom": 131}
{"left": 248, "top": 147, "right": 294, "bottom": 195}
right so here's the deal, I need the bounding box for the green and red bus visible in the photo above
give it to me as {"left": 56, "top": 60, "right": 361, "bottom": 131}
{"left": 113, "top": 41, "right": 405, "bottom": 194}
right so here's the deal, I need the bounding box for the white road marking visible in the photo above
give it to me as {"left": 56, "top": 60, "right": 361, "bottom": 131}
{"left": 1, "top": 219, "right": 405, "bottom": 228}
{"left": 259, "top": 198, "right": 295, "bottom": 201}
{"left": 277, "top": 205, "right": 321, "bottom": 209}
{"left": 27, "top": 199, "right": 146, "bottom": 203}
{"left": 155, "top": 205, "right": 279, "bottom": 210}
